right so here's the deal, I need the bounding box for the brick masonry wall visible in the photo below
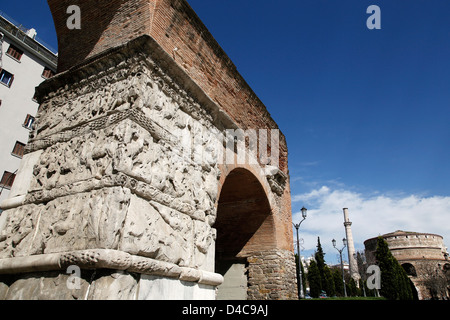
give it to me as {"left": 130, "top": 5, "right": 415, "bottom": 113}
{"left": 48, "top": 0, "right": 155, "bottom": 73}
{"left": 47, "top": 0, "right": 294, "bottom": 253}
{"left": 150, "top": 0, "right": 292, "bottom": 253}
{"left": 47, "top": 0, "right": 288, "bottom": 173}
{"left": 45, "top": 0, "right": 297, "bottom": 298}
{"left": 151, "top": 0, "right": 289, "bottom": 172}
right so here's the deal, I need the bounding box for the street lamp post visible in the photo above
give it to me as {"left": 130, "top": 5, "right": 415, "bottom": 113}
{"left": 293, "top": 206, "right": 307, "bottom": 299}
{"left": 332, "top": 238, "right": 348, "bottom": 297}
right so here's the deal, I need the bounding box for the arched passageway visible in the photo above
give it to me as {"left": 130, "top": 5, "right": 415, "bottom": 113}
{"left": 402, "top": 263, "right": 417, "bottom": 277}
{"left": 214, "top": 168, "right": 275, "bottom": 300}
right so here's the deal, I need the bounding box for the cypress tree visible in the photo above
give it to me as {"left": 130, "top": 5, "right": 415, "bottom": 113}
{"left": 375, "top": 236, "right": 413, "bottom": 300}
{"left": 311, "top": 237, "right": 337, "bottom": 297}
{"left": 332, "top": 267, "right": 344, "bottom": 297}
{"left": 315, "top": 237, "right": 326, "bottom": 287}
{"left": 347, "top": 278, "right": 357, "bottom": 297}
{"left": 396, "top": 263, "right": 414, "bottom": 300}
{"left": 324, "top": 265, "right": 336, "bottom": 297}
{"left": 307, "top": 260, "right": 321, "bottom": 298}
{"left": 375, "top": 236, "right": 397, "bottom": 299}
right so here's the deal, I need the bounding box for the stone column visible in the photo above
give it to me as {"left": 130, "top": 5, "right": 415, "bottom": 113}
{"left": 0, "top": 35, "right": 226, "bottom": 300}
{"left": 343, "top": 208, "right": 361, "bottom": 285}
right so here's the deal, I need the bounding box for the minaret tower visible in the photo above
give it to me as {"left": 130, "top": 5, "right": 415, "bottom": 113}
{"left": 343, "top": 208, "right": 361, "bottom": 284}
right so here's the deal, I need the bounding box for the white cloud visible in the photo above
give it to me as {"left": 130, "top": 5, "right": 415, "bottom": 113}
{"left": 292, "top": 186, "right": 450, "bottom": 264}
{"left": 291, "top": 186, "right": 330, "bottom": 202}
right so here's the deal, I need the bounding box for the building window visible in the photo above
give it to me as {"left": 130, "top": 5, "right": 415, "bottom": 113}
{"left": 11, "top": 141, "right": 26, "bottom": 158}
{"left": 42, "top": 67, "right": 55, "bottom": 79}
{"left": 6, "top": 44, "right": 24, "bottom": 61}
{"left": 0, "top": 69, "right": 14, "bottom": 87}
{"left": 23, "top": 114, "right": 35, "bottom": 130}
{"left": 0, "top": 171, "right": 16, "bottom": 190}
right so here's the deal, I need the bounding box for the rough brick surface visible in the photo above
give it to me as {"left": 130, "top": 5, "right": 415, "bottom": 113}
{"left": 48, "top": 0, "right": 154, "bottom": 72}
{"left": 47, "top": 0, "right": 288, "bottom": 172}
{"left": 39, "top": 0, "right": 297, "bottom": 300}
{"left": 48, "top": 0, "right": 294, "bottom": 253}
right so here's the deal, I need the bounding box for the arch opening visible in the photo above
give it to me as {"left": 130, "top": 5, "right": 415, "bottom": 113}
{"left": 214, "top": 168, "right": 275, "bottom": 300}
{"left": 402, "top": 263, "right": 417, "bottom": 277}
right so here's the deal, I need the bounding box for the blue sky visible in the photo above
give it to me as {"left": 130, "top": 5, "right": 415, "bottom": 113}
{"left": 188, "top": 0, "right": 450, "bottom": 263}
{"left": 1, "top": 1, "right": 449, "bottom": 264}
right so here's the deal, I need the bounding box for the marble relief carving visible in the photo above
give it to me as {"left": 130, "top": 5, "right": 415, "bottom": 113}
{"left": 0, "top": 48, "right": 222, "bottom": 274}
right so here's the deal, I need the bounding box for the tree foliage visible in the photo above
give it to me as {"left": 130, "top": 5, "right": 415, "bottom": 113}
{"left": 332, "top": 267, "right": 344, "bottom": 297}
{"left": 374, "top": 236, "right": 415, "bottom": 300}
{"left": 307, "top": 237, "right": 339, "bottom": 298}
{"left": 307, "top": 259, "right": 321, "bottom": 298}
{"left": 323, "top": 265, "right": 336, "bottom": 297}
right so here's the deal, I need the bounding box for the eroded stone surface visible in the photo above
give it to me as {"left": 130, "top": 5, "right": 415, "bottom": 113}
{"left": 0, "top": 187, "right": 130, "bottom": 259}
{"left": 87, "top": 271, "right": 139, "bottom": 300}
{"left": 0, "top": 24, "right": 296, "bottom": 300}
{"left": 3, "top": 271, "right": 90, "bottom": 300}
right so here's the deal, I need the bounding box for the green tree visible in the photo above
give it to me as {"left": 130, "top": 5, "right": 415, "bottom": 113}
{"left": 375, "top": 237, "right": 414, "bottom": 300}
{"left": 314, "top": 237, "right": 336, "bottom": 296}
{"left": 307, "top": 260, "right": 321, "bottom": 298}
{"left": 332, "top": 267, "right": 344, "bottom": 297}
{"left": 346, "top": 277, "right": 357, "bottom": 297}
{"left": 323, "top": 265, "right": 336, "bottom": 297}
{"left": 396, "top": 263, "right": 414, "bottom": 300}
{"left": 315, "top": 237, "right": 326, "bottom": 288}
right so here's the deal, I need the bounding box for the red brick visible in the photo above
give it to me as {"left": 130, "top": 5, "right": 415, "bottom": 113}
{"left": 47, "top": 1, "right": 293, "bottom": 252}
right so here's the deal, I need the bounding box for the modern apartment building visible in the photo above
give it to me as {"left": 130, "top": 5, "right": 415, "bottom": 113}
{"left": 0, "top": 11, "right": 57, "bottom": 210}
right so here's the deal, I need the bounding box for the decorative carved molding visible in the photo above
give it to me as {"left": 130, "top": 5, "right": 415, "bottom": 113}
{"left": 24, "top": 172, "right": 208, "bottom": 223}
{"left": 32, "top": 36, "right": 238, "bottom": 150}
{"left": 26, "top": 108, "right": 178, "bottom": 154}
{"left": 266, "top": 167, "right": 288, "bottom": 196}
{"left": 0, "top": 249, "right": 224, "bottom": 286}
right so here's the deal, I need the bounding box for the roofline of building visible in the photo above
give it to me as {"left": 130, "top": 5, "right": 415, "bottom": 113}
{"left": 390, "top": 246, "right": 445, "bottom": 251}
{"left": 0, "top": 13, "right": 57, "bottom": 70}
{"left": 395, "top": 257, "right": 449, "bottom": 263}
{"left": 364, "top": 231, "right": 444, "bottom": 245}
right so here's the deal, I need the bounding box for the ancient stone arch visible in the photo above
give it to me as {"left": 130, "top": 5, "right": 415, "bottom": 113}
{"left": 401, "top": 263, "right": 417, "bottom": 277}
{"left": 0, "top": 0, "right": 296, "bottom": 300}
{"left": 215, "top": 167, "right": 275, "bottom": 300}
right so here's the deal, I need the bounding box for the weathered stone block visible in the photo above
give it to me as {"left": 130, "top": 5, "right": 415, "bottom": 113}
{"left": 3, "top": 272, "right": 90, "bottom": 300}
{"left": 87, "top": 271, "right": 139, "bottom": 300}
{"left": 0, "top": 187, "right": 131, "bottom": 258}
{"left": 120, "top": 194, "right": 193, "bottom": 266}
{"left": 138, "top": 275, "right": 215, "bottom": 300}
{"left": 0, "top": 0, "right": 297, "bottom": 300}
